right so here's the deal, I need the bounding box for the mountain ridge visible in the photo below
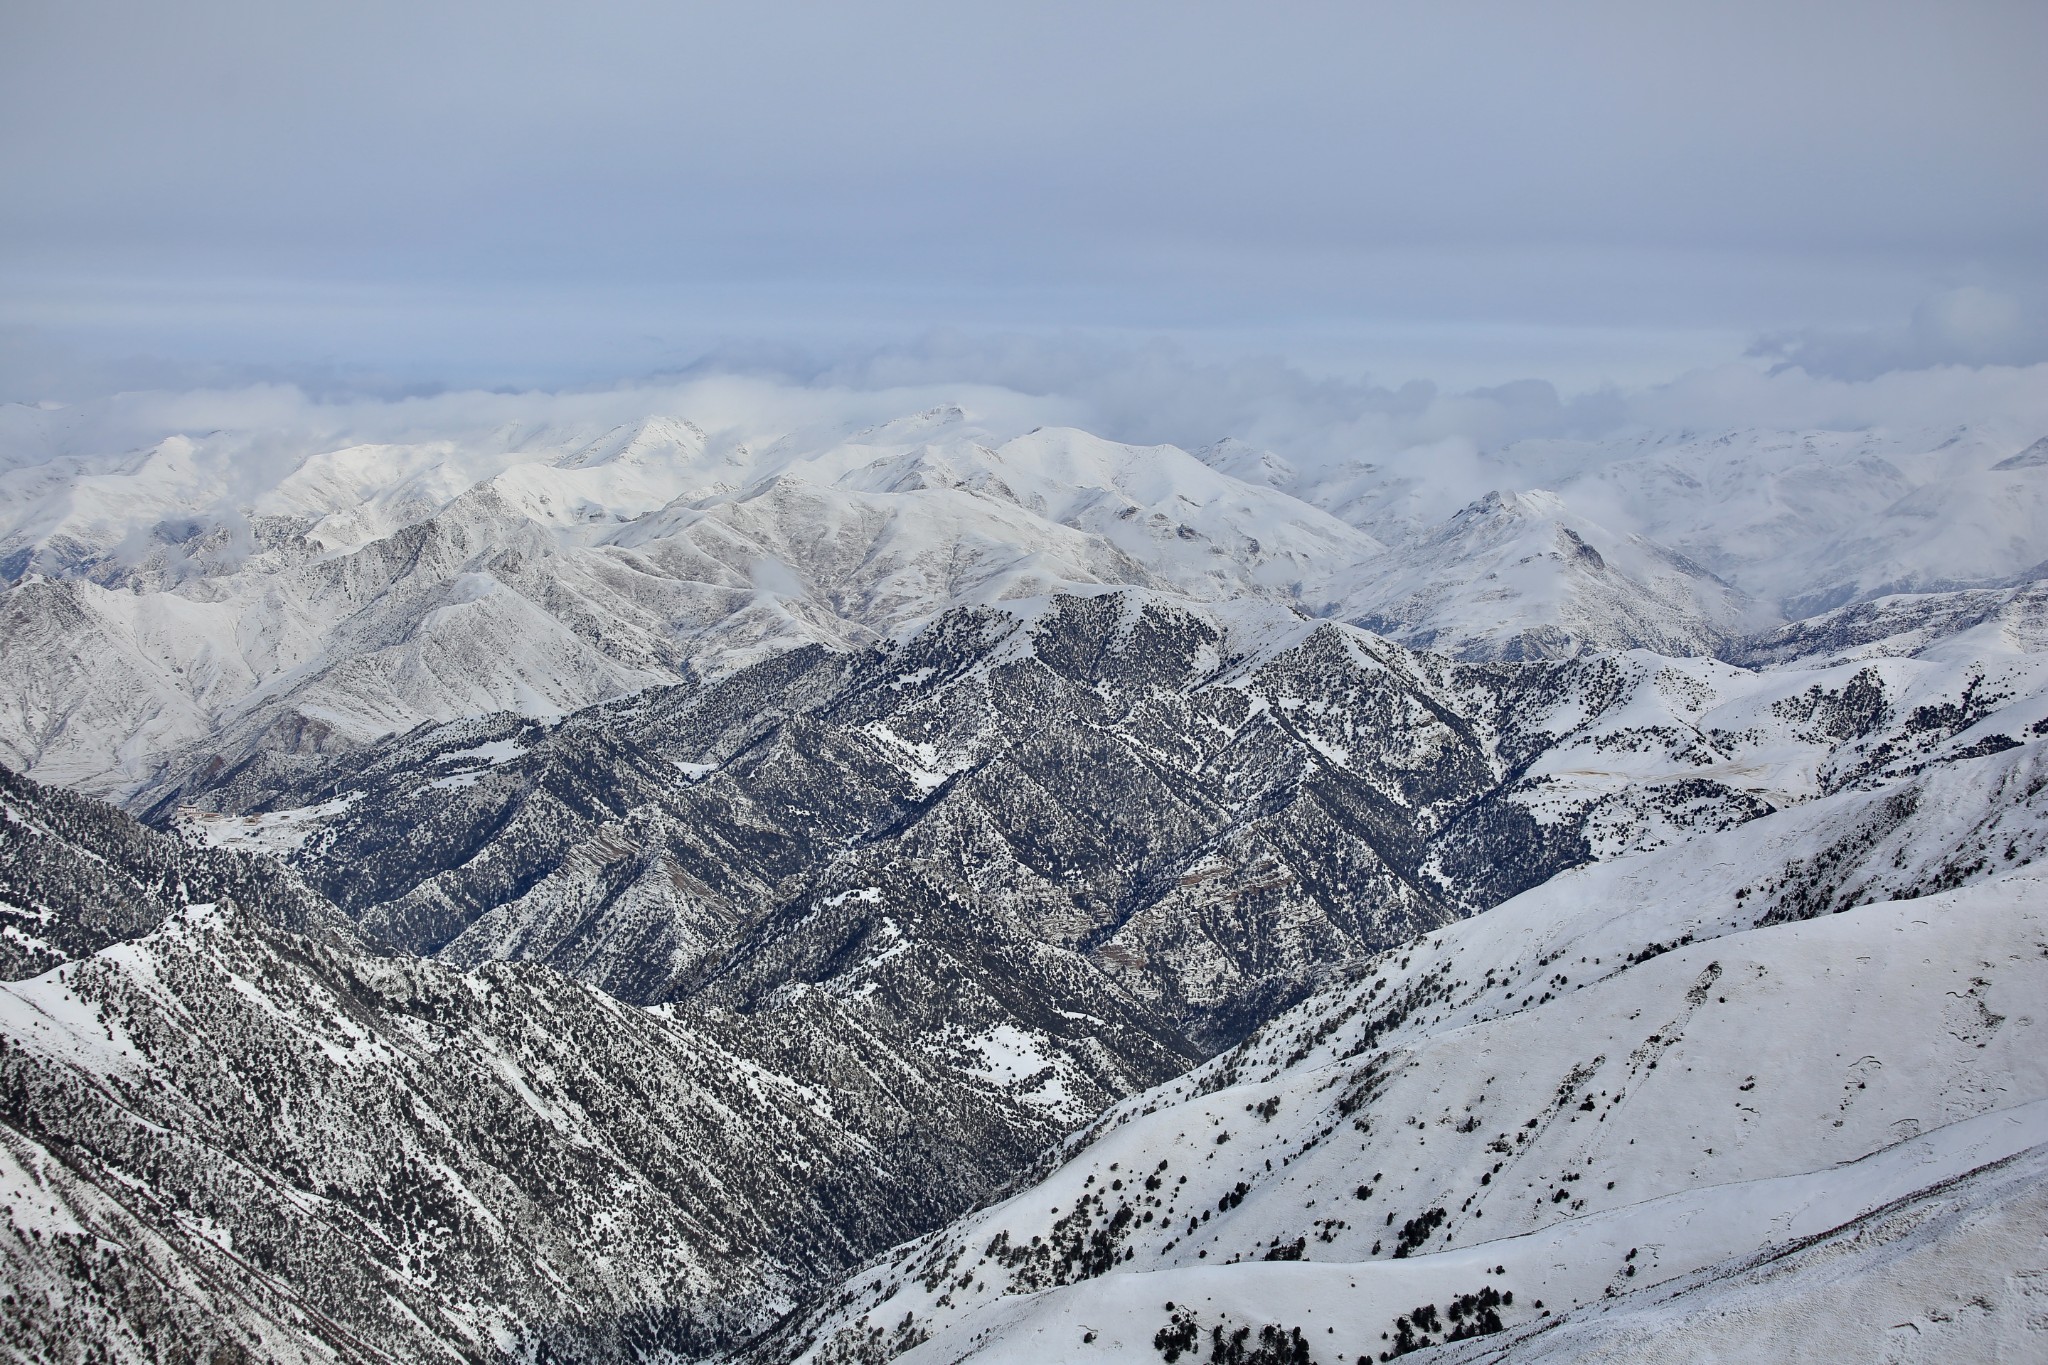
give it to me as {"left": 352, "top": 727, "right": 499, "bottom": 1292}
{"left": 6, "top": 408, "right": 2044, "bottom": 799}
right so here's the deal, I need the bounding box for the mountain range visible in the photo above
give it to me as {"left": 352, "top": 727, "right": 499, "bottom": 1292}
{"left": 1, "top": 395, "right": 2044, "bottom": 1362}
{"left": 5, "top": 406, "right": 2045, "bottom": 800}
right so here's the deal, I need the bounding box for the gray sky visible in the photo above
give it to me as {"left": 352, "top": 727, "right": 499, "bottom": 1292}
{"left": 2, "top": 0, "right": 2043, "bottom": 398}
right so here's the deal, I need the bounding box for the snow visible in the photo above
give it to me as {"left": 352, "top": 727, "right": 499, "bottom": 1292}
{"left": 3, "top": 392, "right": 2047, "bottom": 1360}
{"left": 1472, "top": 1138, "right": 2048, "bottom": 1363}
{"left": 10, "top": 399, "right": 2041, "bottom": 799}
{"left": 960, "top": 1024, "right": 1082, "bottom": 1117}
{"left": 966, "top": 1024, "right": 1057, "bottom": 1087}
{"left": 866, "top": 723, "right": 971, "bottom": 794}
{"left": 436, "top": 738, "right": 526, "bottom": 767}
{"left": 0, "top": 1141, "right": 92, "bottom": 1242}
{"left": 0, "top": 401, "right": 2015, "bottom": 802}
{"left": 902, "top": 1115, "right": 2048, "bottom": 1363}
{"left": 0, "top": 949, "right": 152, "bottom": 1079}
{"left": 176, "top": 793, "right": 360, "bottom": 855}
{"left": 1336, "top": 489, "right": 1769, "bottom": 659}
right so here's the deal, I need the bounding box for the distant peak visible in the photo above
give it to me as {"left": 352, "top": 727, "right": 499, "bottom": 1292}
{"left": 852, "top": 405, "right": 967, "bottom": 441}
{"left": 554, "top": 416, "right": 706, "bottom": 469}
{"left": 1556, "top": 524, "right": 1606, "bottom": 569}
{"left": 1457, "top": 487, "right": 1565, "bottom": 520}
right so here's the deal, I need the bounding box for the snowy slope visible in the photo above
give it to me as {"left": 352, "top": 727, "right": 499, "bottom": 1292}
{"left": 1732, "top": 580, "right": 2048, "bottom": 668}
{"left": 1340, "top": 489, "right": 1768, "bottom": 660}
{"left": 759, "top": 737, "right": 2048, "bottom": 1364}
{"left": 1563, "top": 425, "right": 2048, "bottom": 616}
{"left": 127, "top": 582, "right": 2048, "bottom": 1070}
{"left": 85, "top": 573, "right": 2038, "bottom": 1137}
{"left": 3, "top": 391, "right": 2047, "bottom": 1362}
{"left": 1427, "top": 1137, "right": 2048, "bottom": 1363}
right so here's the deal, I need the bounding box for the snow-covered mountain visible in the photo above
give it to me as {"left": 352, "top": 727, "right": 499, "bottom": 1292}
{"left": 4, "top": 575, "right": 2035, "bottom": 1360}
{"left": 1341, "top": 489, "right": 1765, "bottom": 660}
{"left": 127, "top": 584, "right": 2046, "bottom": 1078}
{"left": 0, "top": 766, "right": 1122, "bottom": 1361}
{"left": 3, "top": 398, "right": 2044, "bottom": 799}
{"left": 3, "top": 390, "right": 2046, "bottom": 1362}
{"left": 760, "top": 734, "right": 2048, "bottom": 1364}
{"left": 1567, "top": 427, "right": 2048, "bottom": 615}
{"left": 0, "top": 411, "right": 1382, "bottom": 797}
{"left": 1210, "top": 421, "right": 2048, "bottom": 626}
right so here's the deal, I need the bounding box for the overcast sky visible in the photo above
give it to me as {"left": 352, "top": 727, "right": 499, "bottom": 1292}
{"left": 2, "top": 0, "right": 2043, "bottom": 399}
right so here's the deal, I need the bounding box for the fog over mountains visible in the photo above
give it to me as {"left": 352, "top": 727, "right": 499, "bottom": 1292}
{"left": 1, "top": 384, "right": 2046, "bottom": 1362}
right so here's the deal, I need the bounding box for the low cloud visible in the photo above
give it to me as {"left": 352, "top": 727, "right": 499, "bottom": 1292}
{"left": 5, "top": 327, "right": 2046, "bottom": 520}
{"left": 1751, "top": 286, "right": 2048, "bottom": 380}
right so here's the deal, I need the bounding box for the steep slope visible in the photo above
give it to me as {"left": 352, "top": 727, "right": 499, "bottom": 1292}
{"left": 4, "top": 400, "right": 2046, "bottom": 1362}
{"left": 169, "top": 592, "right": 1491, "bottom": 1065}
{"left": 1505, "top": 424, "right": 2048, "bottom": 618}
{"left": 1730, "top": 580, "right": 2048, "bottom": 668}
{"left": 1526, "top": 426, "right": 1956, "bottom": 614}
{"left": 0, "top": 769, "right": 1133, "bottom": 1363}
{"left": 826, "top": 427, "right": 1383, "bottom": 611}
{"left": 136, "top": 588, "right": 1981, "bottom": 1055}
{"left": 89, "top": 579, "right": 2040, "bottom": 1261}
{"left": 1430, "top": 1140, "right": 2048, "bottom": 1363}
{"left": 0, "top": 499, "right": 685, "bottom": 794}
{"left": 758, "top": 735, "right": 2048, "bottom": 1363}
{"left": 12, "top": 402, "right": 2043, "bottom": 799}
{"left": 1209, "top": 422, "right": 2048, "bottom": 631}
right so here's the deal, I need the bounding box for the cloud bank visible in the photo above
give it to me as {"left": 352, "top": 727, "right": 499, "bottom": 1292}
{"left": 8, "top": 329, "right": 2045, "bottom": 511}
{"left": 1752, "top": 286, "right": 2048, "bottom": 379}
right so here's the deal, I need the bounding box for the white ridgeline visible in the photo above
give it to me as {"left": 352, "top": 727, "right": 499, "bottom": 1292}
{"left": 3, "top": 401, "right": 2045, "bottom": 796}
{"left": 0, "top": 412, "right": 1377, "bottom": 795}
{"left": 777, "top": 737, "right": 2048, "bottom": 1364}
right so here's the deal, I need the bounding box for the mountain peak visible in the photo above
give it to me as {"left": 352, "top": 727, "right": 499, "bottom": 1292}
{"left": 554, "top": 415, "right": 709, "bottom": 470}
